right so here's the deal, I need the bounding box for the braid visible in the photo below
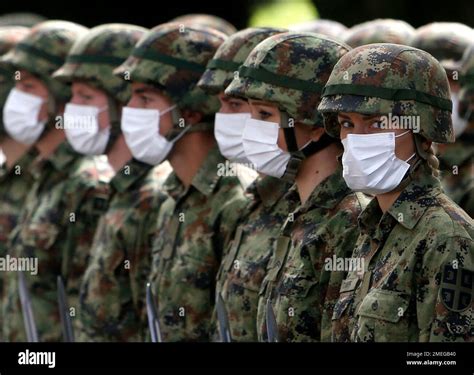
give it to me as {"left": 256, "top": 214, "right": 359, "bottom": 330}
{"left": 425, "top": 143, "right": 440, "bottom": 178}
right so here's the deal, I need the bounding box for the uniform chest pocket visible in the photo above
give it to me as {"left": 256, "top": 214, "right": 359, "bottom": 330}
{"left": 355, "top": 289, "right": 412, "bottom": 342}
{"left": 21, "top": 222, "right": 60, "bottom": 251}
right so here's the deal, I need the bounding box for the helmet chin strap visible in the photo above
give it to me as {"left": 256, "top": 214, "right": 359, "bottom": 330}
{"left": 279, "top": 110, "right": 335, "bottom": 182}
{"left": 104, "top": 95, "right": 121, "bottom": 154}
{"left": 165, "top": 106, "right": 213, "bottom": 141}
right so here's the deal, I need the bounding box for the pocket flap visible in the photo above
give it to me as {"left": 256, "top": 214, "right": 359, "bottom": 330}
{"left": 357, "top": 289, "right": 410, "bottom": 323}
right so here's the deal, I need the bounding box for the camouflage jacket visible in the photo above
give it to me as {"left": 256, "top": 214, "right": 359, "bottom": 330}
{"left": 0, "top": 147, "right": 38, "bottom": 341}
{"left": 78, "top": 160, "right": 171, "bottom": 342}
{"left": 258, "top": 167, "right": 369, "bottom": 342}
{"left": 332, "top": 163, "right": 474, "bottom": 342}
{"left": 214, "top": 175, "right": 294, "bottom": 341}
{"left": 2, "top": 141, "right": 113, "bottom": 342}
{"left": 439, "top": 131, "right": 474, "bottom": 217}
{"left": 149, "top": 146, "right": 249, "bottom": 341}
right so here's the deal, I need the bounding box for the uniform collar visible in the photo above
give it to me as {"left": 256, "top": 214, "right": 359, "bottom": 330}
{"left": 359, "top": 164, "right": 441, "bottom": 232}
{"left": 47, "top": 141, "right": 81, "bottom": 171}
{"left": 111, "top": 158, "right": 152, "bottom": 194}
{"left": 300, "top": 165, "right": 352, "bottom": 212}
{"left": 253, "top": 175, "right": 291, "bottom": 209}
{"left": 163, "top": 146, "right": 224, "bottom": 199}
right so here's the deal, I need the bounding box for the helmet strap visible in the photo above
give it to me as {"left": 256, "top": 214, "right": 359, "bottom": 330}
{"left": 105, "top": 96, "right": 121, "bottom": 153}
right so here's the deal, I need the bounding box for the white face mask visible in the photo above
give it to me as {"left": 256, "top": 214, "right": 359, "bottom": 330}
{"left": 3, "top": 88, "right": 46, "bottom": 145}
{"left": 451, "top": 93, "right": 468, "bottom": 138}
{"left": 64, "top": 103, "right": 110, "bottom": 155}
{"left": 242, "top": 118, "right": 290, "bottom": 178}
{"left": 341, "top": 130, "right": 415, "bottom": 196}
{"left": 121, "top": 105, "right": 183, "bottom": 166}
{"left": 214, "top": 112, "right": 251, "bottom": 164}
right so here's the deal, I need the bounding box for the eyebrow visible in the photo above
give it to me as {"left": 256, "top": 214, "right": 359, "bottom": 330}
{"left": 133, "top": 87, "right": 158, "bottom": 95}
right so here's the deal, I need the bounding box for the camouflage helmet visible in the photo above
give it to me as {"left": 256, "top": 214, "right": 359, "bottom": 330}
{"left": 289, "top": 19, "right": 348, "bottom": 41}
{"left": 171, "top": 14, "right": 237, "bottom": 36}
{"left": 53, "top": 24, "right": 148, "bottom": 104}
{"left": 410, "top": 22, "right": 474, "bottom": 73}
{"left": 0, "top": 26, "right": 29, "bottom": 138}
{"left": 114, "top": 22, "right": 227, "bottom": 116}
{"left": 0, "top": 20, "right": 88, "bottom": 102}
{"left": 344, "top": 19, "right": 415, "bottom": 48}
{"left": 197, "top": 27, "right": 286, "bottom": 95}
{"left": 458, "top": 43, "right": 474, "bottom": 121}
{"left": 225, "top": 32, "right": 351, "bottom": 126}
{"left": 318, "top": 43, "right": 454, "bottom": 144}
{"left": 0, "top": 12, "right": 46, "bottom": 27}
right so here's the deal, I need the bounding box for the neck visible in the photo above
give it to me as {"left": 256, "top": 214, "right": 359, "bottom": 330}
{"left": 35, "top": 127, "right": 66, "bottom": 159}
{"left": 376, "top": 189, "right": 402, "bottom": 214}
{"left": 169, "top": 131, "right": 215, "bottom": 187}
{"left": 107, "top": 134, "right": 132, "bottom": 173}
{"left": 0, "top": 137, "right": 30, "bottom": 170}
{"left": 295, "top": 142, "right": 340, "bottom": 205}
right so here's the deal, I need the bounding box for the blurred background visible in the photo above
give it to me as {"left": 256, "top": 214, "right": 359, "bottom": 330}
{"left": 0, "top": 0, "right": 473, "bottom": 29}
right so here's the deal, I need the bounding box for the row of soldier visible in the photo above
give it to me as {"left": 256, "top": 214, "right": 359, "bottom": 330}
{"left": 0, "top": 15, "right": 472, "bottom": 342}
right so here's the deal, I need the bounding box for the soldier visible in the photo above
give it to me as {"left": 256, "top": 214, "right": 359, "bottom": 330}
{"left": 318, "top": 43, "right": 474, "bottom": 342}
{"left": 0, "top": 21, "right": 114, "bottom": 342}
{"left": 114, "top": 22, "right": 249, "bottom": 341}
{"left": 344, "top": 19, "right": 415, "bottom": 48}
{"left": 411, "top": 23, "right": 474, "bottom": 216}
{"left": 446, "top": 44, "right": 474, "bottom": 217}
{"left": 51, "top": 23, "right": 171, "bottom": 341}
{"left": 289, "top": 19, "right": 348, "bottom": 41}
{"left": 171, "top": 14, "right": 237, "bottom": 36}
{"left": 225, "top": 32, "right": 370, "bottom": 342}
{"left": 197, "top": 27, "right": 292, "bottom": 341}
{"left": 0, "top": 25, "right": 30, "bottom": 342}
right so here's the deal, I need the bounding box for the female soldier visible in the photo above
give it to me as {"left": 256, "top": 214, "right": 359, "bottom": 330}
{"left": 318, "top": 43, "right": 474, "bottom": 342}
{"left": 225, "top": 32, "right": 370, "bottom": 342}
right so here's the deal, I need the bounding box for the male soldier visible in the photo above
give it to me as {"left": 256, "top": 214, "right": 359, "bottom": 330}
{"left": 51, "top": 23, "right": 171, "bottom": 341}
{"left": 343, "top": 18, "right": 415, "bottom": 47}
{"left": 411, "top": 23, "right": 474, "bottom": 216}
{"left": 114, "top": 23, "right": 249, "bottom": 341}
{"left": 0, "top": 25, "right": 30, "bottom": 341}
{"left": 196, "top": 26, "right": 294, "bottom": 342}
{"left": 52, "top": 23, "right": 171, "bottom": 341}
{"left": 1, "top": 21, "right": 114, "bottom": 342}
{"left": 225, "top": 32, "right": 369, "bottom": 342}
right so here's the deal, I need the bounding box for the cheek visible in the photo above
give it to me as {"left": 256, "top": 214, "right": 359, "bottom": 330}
{"left": 98, "top": 110, "right": 110, "bottom": 130}
{"left": 158, "top": 112, "right": 173, "bottom": 135}
{"left": 218, "top": 101, "right": 231, "bottom": 114}
{"left": 276, "top": 128, "right": 288, "bottom": 152}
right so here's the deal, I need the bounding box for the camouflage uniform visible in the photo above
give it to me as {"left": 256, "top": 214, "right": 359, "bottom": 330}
{"left": 78, "top": 160, "right": 171, "bottom": 342}
{"left": 52, "top": 24, "right": 150, "bottom": 339}
{"left": 344, "top": 19, "right": 415, "bottom": 48}
{"left": 226, "top": 32, "right": 369, "bottom": 342}
{"left": 318, "top": 43, "right": 474, "bottom": 342}
{"left": 115, "top": 23, "right": 249, "bottom": 341}
{"left": 0, "top": 25, "right": 30, "bottom": 340}
{"left": 198, "top": 27, "right": 291, "bottom": 342}
{"left": 0, "top": 21, "right": 116, "bottom": 342}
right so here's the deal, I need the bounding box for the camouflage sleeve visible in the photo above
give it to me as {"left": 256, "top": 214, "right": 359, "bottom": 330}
{"left": 318, "top": 196, "right": 364, "bottom": 342}
{"left": 417, "top": 235, "right": 474, "bottom": 342}
{"left": 214, "top": 186, "right": 249, "bottom": 261}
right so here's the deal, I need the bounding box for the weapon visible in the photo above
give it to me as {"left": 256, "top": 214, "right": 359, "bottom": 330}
{"left": 266, "top": 299, "right": 279, "bottom": 343}
{"left": 146, "top": 282, "right": 162, "bottom": 343}
{"left": 215, "top": 292, "right": 232, "bottom": 342}
{"left": 57, "top": 276, "right": 75, "bottom": 342}
{"left": 18, "top": 272, "right": 39, "bottom": 342}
